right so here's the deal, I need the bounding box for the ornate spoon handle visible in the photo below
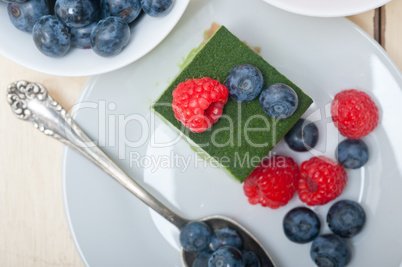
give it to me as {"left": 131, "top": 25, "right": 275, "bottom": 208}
{"left": 7, "top": 81, "right": 188, "bottom": 229}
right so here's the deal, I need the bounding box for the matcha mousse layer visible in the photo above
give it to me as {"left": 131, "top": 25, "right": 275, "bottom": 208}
{"left": 153, "top": 26, "right": 313, "bottom": 183}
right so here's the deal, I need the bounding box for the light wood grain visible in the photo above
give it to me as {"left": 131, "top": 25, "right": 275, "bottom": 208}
{"left": 384, "top": 0, "right": 402, "bottom": 70}
{"left": 0, "top": 8, "right": 395, "bottom": 267}
{"left": 0, "top": 56, "right": 86, "bottom": 267}
{"left": 349, "top": 10, "right": 376, "bottom": 38}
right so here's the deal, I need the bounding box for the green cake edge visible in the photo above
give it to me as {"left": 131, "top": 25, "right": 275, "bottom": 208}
{"left": 153, "top": 25, "right": 313, "bottom": 183}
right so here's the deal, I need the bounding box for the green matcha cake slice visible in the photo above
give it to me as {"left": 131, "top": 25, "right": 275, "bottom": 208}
{"left": 153, "top": 25, "right": 313, "bottom": 183}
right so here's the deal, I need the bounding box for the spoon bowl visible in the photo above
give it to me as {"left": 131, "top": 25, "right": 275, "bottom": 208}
{"left": 7, "top": 80, "right": 275, "bottom": 267}
{"left": 182, "top": 215, "right": 275, "bottom": 266}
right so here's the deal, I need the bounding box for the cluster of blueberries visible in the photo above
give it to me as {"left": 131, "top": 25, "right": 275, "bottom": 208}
{"left": 225, "top": 61, "right": 371, "bottom": 267}
{"left": 225, "top": 64, "right": 299, "bottom": 119}
{"left": 283, "top": 200, "right": 366, "bottom": 266}
{"left": 5, "top": 0, "right": 173, "bottom": 57}
{"left": 180, "top": 222, "right": 260, "bottom": 267}
{"left": 281, "top": 91, "right": 370, "bottom": 267}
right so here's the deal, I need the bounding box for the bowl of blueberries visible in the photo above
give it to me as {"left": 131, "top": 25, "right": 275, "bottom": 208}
{"left": 0, "top": 0, "right": 189, "bottom": 76}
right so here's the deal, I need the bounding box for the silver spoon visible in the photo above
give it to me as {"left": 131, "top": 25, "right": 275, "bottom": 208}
{"left": 7, "top": 80, "right": 276, "bottom": 267}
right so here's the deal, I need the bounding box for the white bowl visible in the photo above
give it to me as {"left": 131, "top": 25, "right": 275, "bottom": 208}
{"left": 262, "top": 0, "right": 390, "bottom": 17}
{"left": 0, "top": 0, "right": 189, "bottom": 76}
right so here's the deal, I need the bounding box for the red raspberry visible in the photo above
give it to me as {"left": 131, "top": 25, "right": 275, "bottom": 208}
{"left": 243, "top": 155, "right": 299, "bottom": 209}
{"left": 298, "top": 156, "right": 347, "bottom": 206}
{"left": 172, "top": 77, "right": 229, "bottom": 133}
{"left": 331, "top": 89, "right": 379, "bottom": 139}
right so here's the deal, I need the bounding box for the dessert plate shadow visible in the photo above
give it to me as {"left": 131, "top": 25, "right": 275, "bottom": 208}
{"left": 63, "top": 0, "right": 402, "bottom": 266}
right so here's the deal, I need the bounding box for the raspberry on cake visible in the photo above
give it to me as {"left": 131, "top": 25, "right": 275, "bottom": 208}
{"left": 331, "top": 89, "right": 379, "bottom": 139}
{"left": 243, "top": 155, "right": 299, "bottom": 209}
{"left": 298, "top": 156, "right": 347, "bottom": 206}
{"left": 172, "top": 77, "right": 229, "bottom": 133}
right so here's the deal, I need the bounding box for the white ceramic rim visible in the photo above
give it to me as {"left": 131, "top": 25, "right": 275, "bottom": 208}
{"left": 262, "top": 0, "right": 391, "bottom": 17}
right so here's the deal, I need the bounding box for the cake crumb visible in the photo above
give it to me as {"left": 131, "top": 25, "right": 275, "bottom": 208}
{"left": 204, "top": 22, "right": 221, "bottom": 40}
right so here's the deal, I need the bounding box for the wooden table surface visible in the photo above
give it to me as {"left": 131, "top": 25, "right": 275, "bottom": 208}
{"left": 1, "top": 2, "right": 401, "bottom": 266}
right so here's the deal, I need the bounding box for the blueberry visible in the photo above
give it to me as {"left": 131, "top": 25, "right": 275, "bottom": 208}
{"left": 70, "top": 22, "right": 96, "bottom": 49}
{"left": 283, "top": 207, "right": 321, "bottom": 244}
{"left": 192, "top": 250, "right": 213, "bottom": 267}
{"left": 55, "top": 0, "right": 96, "bottom": 27}
{"left": 327, "top": 200, "right": 366, "bottom": 238}
{"left": 225, "top": 64, "right": 264, "bottom": 103}
{"left": 208, "top": 246, "right": 243, "bottom": 267}
{"left": 211, "top": 227, "right": 242, "bottom": 250}
{"left": 285, "top": 119, "right": 319, "bottom": 152}
{"left": 140, "top": 0, "right": 173, "bottom": 17}
{"left": 90, "top": 16, "right": 130, "bottom": 57}
{"left": 7, "top": 0, "right": 50, "bottom": 32}
{"left": 32, "top": 15, "right": 71, "bottom": 57}
{"left": 242, "top": 250, "right": 261, "bottom": 267}
{"left": 310, "top": 234, "right": 351, "bottom": 267}
{"left": 101, "top": 0, "right": 141, "bottom": 23}
{"left": 336, "top": 139, "right": 369, "bottom": 169}
{"left": 180, "top": 221, "right": 212, "bottom": 253}
{"left": 259, "top": 83, "right": 298, "bottom": 119}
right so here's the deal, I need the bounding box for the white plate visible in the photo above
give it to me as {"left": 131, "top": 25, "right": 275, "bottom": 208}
{"left": 262, "top": 0, "right": 390, "bottom": 17}
{"left": 0, "top": 0, "right": 189, "bottom": 77}
{"left": 62, "top": 0, "right": 402, "bottom": 266}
